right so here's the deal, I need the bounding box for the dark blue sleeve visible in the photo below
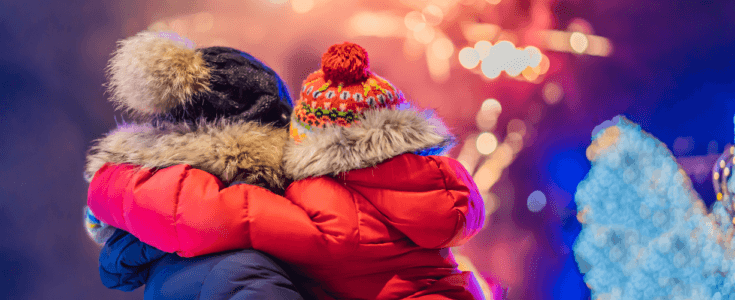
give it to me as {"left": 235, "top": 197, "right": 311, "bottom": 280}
{"left": 143, "top": 249, "right": 309, "bottom": 300}
{"left": 198, "top": 250, "right": 308, "bottom": 300}
{"left": 99, "top": 229, "right": 167, "bottom": 291}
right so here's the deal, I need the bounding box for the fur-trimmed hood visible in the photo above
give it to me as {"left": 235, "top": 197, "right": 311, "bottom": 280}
{"left": 283, "top": 104, "right": 455, "bottom": 181}
{"left": 86, "top": 121, "right": 288, "bottom": 193}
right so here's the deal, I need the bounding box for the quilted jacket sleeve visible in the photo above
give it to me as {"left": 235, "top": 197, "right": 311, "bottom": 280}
{"left": 342, "top": 154, "right": 485, "bottom": 249}
{"left": 87, "top": 163, "right": 359, "bottom": 260}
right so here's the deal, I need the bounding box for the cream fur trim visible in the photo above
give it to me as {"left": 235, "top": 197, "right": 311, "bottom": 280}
{"left": 283, "top": 107, "right": 454, "bottom": 180}
{"left": 86, "top": 121, "right": 288, "bottom": 192}
{"left": 106, "top": 31, "right": 211, "bottom": 118}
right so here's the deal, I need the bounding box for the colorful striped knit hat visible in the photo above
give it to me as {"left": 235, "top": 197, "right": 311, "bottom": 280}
{"left": 290, "top": 42, "right": 406, "bottom": 143}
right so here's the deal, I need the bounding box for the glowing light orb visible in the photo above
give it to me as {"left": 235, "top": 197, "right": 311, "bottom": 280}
{"left": 504, "top": 50, "right": 527, "bottom": 77}
{"left": 349, "top": 12, "right": 402, "bottom": 37}
{"left": 570, "top": 31, "right": 589, "bottom": 54}
{"left": 543, "top": 82, "right": 563, "bottom": 104}
{"left": 291, "top": 0, "right": 314, "bottom": 13}
{"left": 475, "top": 99, "right": 501, "bottom": 131}
{"left": 527, "top": 190, "right": 547, "bottom": 212}
{"left": 537, "top": 54, "right": 551, "bottom": 74}
{"left": 493, "top": 40, "right": 515, "bottom": 56}
{"left": 476, "top": 132, "right": 498, "bottom": 155}
{"left": 481, "top": 58, "right": 502, "bottom": 79}
{"left": 430, "top": 37, "right": 454, "bottom": 60}
{"left": 404, "top": 11, "right": 426, "bottom": 31}
{"left": 507, "top": 119, "right": 527, "bottom": 136}
{"left": 458, "top": 47, "right": 480, "bottom": 69}
{"left": 522, "top": 66, "right": 539, "bottom": 81}
{"left": 413, "top": 25, "right": 435, "bottom": 44}
{"left": 481, "top": 98, "right": 501, "bottom": 113}
{"left": 474, "top": 40, "right": 492, "bottom": 59}
{"left": 524, "top": 46, "right": 542, "bottom": 67}
{"left": 422, "top": 5, "right": 443, "bottom": 25}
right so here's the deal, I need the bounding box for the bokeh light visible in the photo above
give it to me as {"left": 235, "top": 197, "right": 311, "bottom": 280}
{"left": 537, "top": 54, "right": 551, "bottom": 74}
{"left": 476, "top": 98, "right": 502, "bottom": 130}
{"left": 507, "top": 119, "right": 527, "bottom": 136}
{"left": 430, "top": 37, "right": 454, "bottom": 60}
{"left": 525, "top": 46, "right": 542, "bottom": 67}
{"left": 673, "top": 136, "right": 694, "bottom": 156}
{"left": 543, "top": 82, "right": 564, "bottom": 104}
{"left": 422, "top": 5, "right": 443, "bottom": 25}
{"left": 459, "top": 47, "right": 480, "bottom": 69}
{"left": 477, "top": 132, "right": 499, "bottom": 155}
{"left": 481, "top": 57, "right": 502, "bottom": 79}
{"left": 569, "top": 31, "right": 589, "bottom": 54}
{"left": 481, "top": 98, "right": 502, "bottom": 113}
{"left": 585, "top": 35, "right": 613, "bottom": 56}
{"left": 461, "top": 23, "right": 501, "bottom": 43}
{"left": 471, "top": 40, "right": 548, "bottom": 79}
{"left": 527, "top": 190, "right": 547, "bottom": 212}
{"left": 349, "top": 11, "right": 402, "bottom": 37}
{"left": 404, "top": 11, "right": 426, "bottom": 31}
{"left": 291, "top": 0, "right": 315, "bottom": 13}
{"left": 506, "top": 132, "right": 524, "bottom": 153}
{"left": 402, "top": 38, "right": 424, "bottom": 61}
{"left": 474, "top": 40, "right": 493, "bottom": 59}
{"left": 522, "top": 66, "right": 540, "bottom": 81}
{"left": 413, "top": 25, "right": 436, "bottom": 44}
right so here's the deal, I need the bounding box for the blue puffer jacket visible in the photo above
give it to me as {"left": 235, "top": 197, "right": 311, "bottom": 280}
{"left": 100, "top": 229, "right": 308, "bottom": 300}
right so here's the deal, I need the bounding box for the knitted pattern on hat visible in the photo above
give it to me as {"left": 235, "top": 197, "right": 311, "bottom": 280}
{"left": 290, "top": 42, "right": 405, "bottom": 143}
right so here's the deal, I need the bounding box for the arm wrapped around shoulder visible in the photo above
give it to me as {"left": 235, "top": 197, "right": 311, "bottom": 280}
{"left": 342, "top": 154, "right": 485, "bottom": 249}
{"left": 88, "top": 163, "right": 360, "bottom": 260}
{"left": 87, "top": 163, "right": 256, "bottom": 257}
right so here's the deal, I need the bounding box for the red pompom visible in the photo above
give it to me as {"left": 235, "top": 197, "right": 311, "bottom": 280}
{"left": 321, "top": 42, "right": 370, "bottom": 84}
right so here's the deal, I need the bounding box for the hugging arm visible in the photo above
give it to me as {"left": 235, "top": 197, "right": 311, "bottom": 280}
{"left": 87, "top": 163, "right": 359, "bottom": 261}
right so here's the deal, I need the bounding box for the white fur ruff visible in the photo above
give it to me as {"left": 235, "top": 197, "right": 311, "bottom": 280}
{"left": 86, "top": 121, "right": 288, "bottom": 191}
{"left": 283, "top": 107, "right": 454, "bottom": 180}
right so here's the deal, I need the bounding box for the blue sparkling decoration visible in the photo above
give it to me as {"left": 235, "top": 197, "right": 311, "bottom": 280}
{"left": 573, "top": 116, "right": 735, "bottom": 300}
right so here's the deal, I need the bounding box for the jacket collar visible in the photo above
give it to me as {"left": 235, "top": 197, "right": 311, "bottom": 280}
{"left": 85, "top": 120, "right": 288, "bottom": 192}
{"left": 283, "top": 103, "right": 455, "bottom": 181}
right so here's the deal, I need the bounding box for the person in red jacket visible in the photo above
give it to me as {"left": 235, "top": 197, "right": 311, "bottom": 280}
{"left": 89, "top": 42, "right": 487, "bottom": 299}
{"left": 83, "top": 30, "right": 307, "bottom": 299}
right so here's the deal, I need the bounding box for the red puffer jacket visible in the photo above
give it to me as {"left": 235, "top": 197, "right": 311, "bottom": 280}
{"left": 88, "top": 107, "right": 486, "bottom": 299}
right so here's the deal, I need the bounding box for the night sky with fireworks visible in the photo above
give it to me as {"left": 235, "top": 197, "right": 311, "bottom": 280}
{"left": 2, "top": 0, "right": 735, "bottom": 299}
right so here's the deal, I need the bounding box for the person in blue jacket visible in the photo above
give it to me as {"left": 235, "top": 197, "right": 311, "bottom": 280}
{"left": 83, "top": 30, "right": 308, "bottom": 300}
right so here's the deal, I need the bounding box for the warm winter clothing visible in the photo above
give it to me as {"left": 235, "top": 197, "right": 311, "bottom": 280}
{"left": 88, "top": 104, "right": 486, "bottom": 299}
{"left": 100, "top": 229, "right": 306, "bottom": 300}
{"left": 104, "top": 31, "right": 292, "bottom": 125}
{"left": 289, "top": 42, "right": 405, "bottom": 144}
{"left": 84, "top": 30, "right": 306, "bottom": 299}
